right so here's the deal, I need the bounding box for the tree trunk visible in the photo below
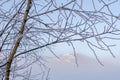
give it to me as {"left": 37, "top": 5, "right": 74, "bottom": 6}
{"left": 5, "top": 0, "right": 32, "bottom": 80}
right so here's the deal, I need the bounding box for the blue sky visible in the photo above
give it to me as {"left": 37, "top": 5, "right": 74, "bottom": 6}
{"left": 40, "top": 0, "right": 120, "bottom": 61}
{"left": 1, "top": 0, "right": 120, "bottom": 61}
{"left": 1, "top": 0, "right": 120, "bottom": 80}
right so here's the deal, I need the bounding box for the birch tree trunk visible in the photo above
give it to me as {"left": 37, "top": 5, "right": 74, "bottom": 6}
{"left": 5, "top": 0, "right": 32, "bottom": 80}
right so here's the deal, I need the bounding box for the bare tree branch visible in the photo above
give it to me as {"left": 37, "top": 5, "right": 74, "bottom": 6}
{"left": 0, "top": 0, "right": 120, "bottom": 80}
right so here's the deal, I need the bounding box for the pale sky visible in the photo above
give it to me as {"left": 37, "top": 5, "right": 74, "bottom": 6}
{"left": 42, "top": 0, "right": 120, "bottom": 61}
{"left": 1, "top": 0, "right": 120, "bottom": 60}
